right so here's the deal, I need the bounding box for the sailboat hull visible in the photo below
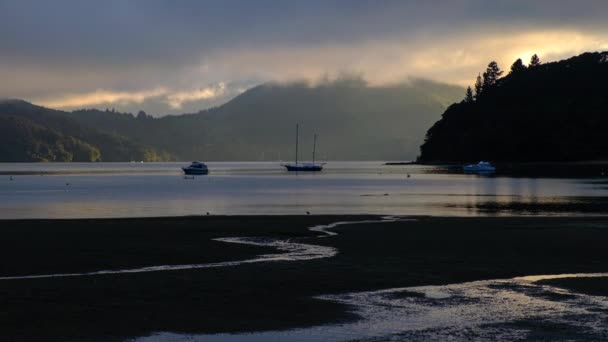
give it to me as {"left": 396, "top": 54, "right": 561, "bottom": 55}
{"left": 284, "top": 124, "right": 324, "bottom": 172}
{"left": 283, "top": 164, "right": 323, "bottom": 172}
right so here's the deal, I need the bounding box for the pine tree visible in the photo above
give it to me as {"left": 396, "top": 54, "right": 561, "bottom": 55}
{"left": 529, "top": 54, "right": 541, "bottom": 67}
{"left": 509, "top": 58, "right": 527, "bottom": 74}
{"left": 464, "top": 86, "right": 474, "bottom": 103}
{"left": 474, "top": 74, "right": 483, "bottom": 99}
{"left": 482, "top": 71, "right": 490, "bottom": 91}
{"left": 481, "top": 61, "right": 503, "bottom": 92}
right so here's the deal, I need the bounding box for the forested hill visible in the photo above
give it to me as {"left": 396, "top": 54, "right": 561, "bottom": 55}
{"left": 419, "top": 51, "right": 608, "bottom": 162}
{"left": 0, "top": 100, "right": 170, "bottom": 162}
{"left": 67, "top": 78, "right": 463, "bottom": 161}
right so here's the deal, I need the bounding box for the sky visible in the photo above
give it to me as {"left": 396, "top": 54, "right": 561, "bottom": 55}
{"left": 2, "top": 0, "right": 608, "bottom": 116}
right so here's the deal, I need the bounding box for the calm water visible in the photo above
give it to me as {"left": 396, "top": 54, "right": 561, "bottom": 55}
{"left": 1, "top": 161, "right": 607, "bottom": 219}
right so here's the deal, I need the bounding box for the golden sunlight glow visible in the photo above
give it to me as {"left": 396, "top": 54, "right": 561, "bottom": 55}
{"left": 208, "top": 29, "right": 608, "bottom": 87}
{"left": 28, "top": 29, "right": 608, "bottom": 110}
{"left": 37, "top": 88, "right": 168, "bottom": 109}
{"left": 36, "top": 84, "right": 226, "bottom": 110}
{"left": 166, "top": 83, "right": 226, "bottom": 109}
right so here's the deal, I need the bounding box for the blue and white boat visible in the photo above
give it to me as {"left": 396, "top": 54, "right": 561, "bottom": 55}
{"left": 182, "top": 161, "right": 209, "bottom": 175}
{"left": 463, "top": 161, "right": 496, "bottom": 174}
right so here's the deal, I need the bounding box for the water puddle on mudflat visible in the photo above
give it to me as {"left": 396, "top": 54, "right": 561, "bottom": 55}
{"left": 0, "top": 217, "right": 402, "bottom": 280}
{"left": 132, "top": 272, "right": 608, "bottom": 342}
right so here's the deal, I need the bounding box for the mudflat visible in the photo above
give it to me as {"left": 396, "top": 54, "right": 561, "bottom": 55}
{"left": 1, "top": 215, "right": 608, "bottom": 341}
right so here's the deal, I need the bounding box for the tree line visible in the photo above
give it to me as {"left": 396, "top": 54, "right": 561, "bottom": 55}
{"left": 419, "top": 50, "right": 608, "bottom": 162}
{"left": 464, "top": 54, "right": 541, "bottom": 103}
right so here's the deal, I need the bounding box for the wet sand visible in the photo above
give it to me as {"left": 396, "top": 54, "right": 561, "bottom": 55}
{"left": 1, "top": 216, "right": 608, "bottom": 341}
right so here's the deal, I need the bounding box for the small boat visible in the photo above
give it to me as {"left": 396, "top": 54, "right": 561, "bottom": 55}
{"left": 463, "top": 161, "right": 496, "bottom": 174}
{"left": 182, "top": 161, "right": 209, "bottom": 175}
{"left": 284, "top": 162, "right": 324, "bottom": 172}
{"left": 282, "top": 124, "right": 325, "bottom": 172}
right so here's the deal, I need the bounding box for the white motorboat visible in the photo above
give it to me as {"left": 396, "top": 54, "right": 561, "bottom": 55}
{"left": 463, "top": 161, "right": 496, "bottom": 173}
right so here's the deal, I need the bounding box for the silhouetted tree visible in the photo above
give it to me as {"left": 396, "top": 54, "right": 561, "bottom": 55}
{"left": 464, "top": 86, "right": 474, "bottom": 103}
{"left": 509, "top": 58, "right": 527, "bottom": 74}
{"left": 482, "top": 61, "right": 503, "bottom": 92}
{"left": 530, "top": 54, "right": 541, "bottom": 67}
{"left": 474, "top": 74, "right": 483, "bottom": 99}
{"left": 137, "top": 110, "right": 149, "bottom": 120}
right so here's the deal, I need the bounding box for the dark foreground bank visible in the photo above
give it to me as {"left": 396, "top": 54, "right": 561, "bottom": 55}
{"left": 1, "top": 215, "right": 608, "bottom": 341}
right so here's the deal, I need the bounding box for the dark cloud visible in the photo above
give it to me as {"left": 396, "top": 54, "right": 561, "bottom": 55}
{"left": 3, "top": 1, "right": 605, "bottom": 64}
{"left": 1, "top": 0, "right": 608, "bottom": 115}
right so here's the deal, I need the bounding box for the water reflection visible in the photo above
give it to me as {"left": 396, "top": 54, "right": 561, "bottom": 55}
{"left": 0, "top": 162, "right": 607, "bottom": 219}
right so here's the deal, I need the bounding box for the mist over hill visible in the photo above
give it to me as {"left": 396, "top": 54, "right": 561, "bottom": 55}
{"left": 419, "top": 51, "right": 608, "bottom": 162}
{"left": 67, "top": 78, "right": 463, "bottom": 161}
{"left": 0, "top": 78, "right": 462, "bottom": 162}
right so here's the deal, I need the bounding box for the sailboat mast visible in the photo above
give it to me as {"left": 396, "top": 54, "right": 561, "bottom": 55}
{"left": 295, "top": 123, "right": 299, "bottom": 165}
{"left": 312, "top": 134, "right": 317, "bottom": 164}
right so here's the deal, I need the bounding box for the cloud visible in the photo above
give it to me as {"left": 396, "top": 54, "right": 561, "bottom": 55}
{"left": 2, "top": 1, "right": 608, "bottom": 115}
{"left": 36, "top": 88, "right": 167, "bottom": 109}
{"left": 403, "top": 30, "right": 608, "bottom": 86}
{"left": 35, "top": 84, "right": 228, "bottom": 112}
{"left": 26, "top": 28, "right": 608, "bottom": 115}
{"left": 166, "top": 83, "right": 227, "bottom": 109}
{"left": 202, "top": 29, "right": 608, "bottom": 87}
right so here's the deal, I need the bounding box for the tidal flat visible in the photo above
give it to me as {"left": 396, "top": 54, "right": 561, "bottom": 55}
{"left": 1, "top": 215, "right": 608, "bottom": 341}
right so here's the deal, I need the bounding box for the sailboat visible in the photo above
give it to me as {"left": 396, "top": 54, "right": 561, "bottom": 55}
{"left": 282, "top": 124, "right": 325, "bottom": 172}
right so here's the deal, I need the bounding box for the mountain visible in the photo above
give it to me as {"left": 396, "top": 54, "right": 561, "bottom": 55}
{"left": 419, "top": 51, "right": 608, "bottom": 163}
{"left": 0, "top": 100, "right": 171, "bottom": 162}
{"left": 67, "top": 78, "right": 463, "bottom": 161}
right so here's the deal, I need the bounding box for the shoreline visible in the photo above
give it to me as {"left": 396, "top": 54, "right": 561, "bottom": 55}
{"left": 2, "top": 215, "right": 608, "bottom": 341}
{"left": 3, "top": 208, "right": 608, "bottom": 222}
